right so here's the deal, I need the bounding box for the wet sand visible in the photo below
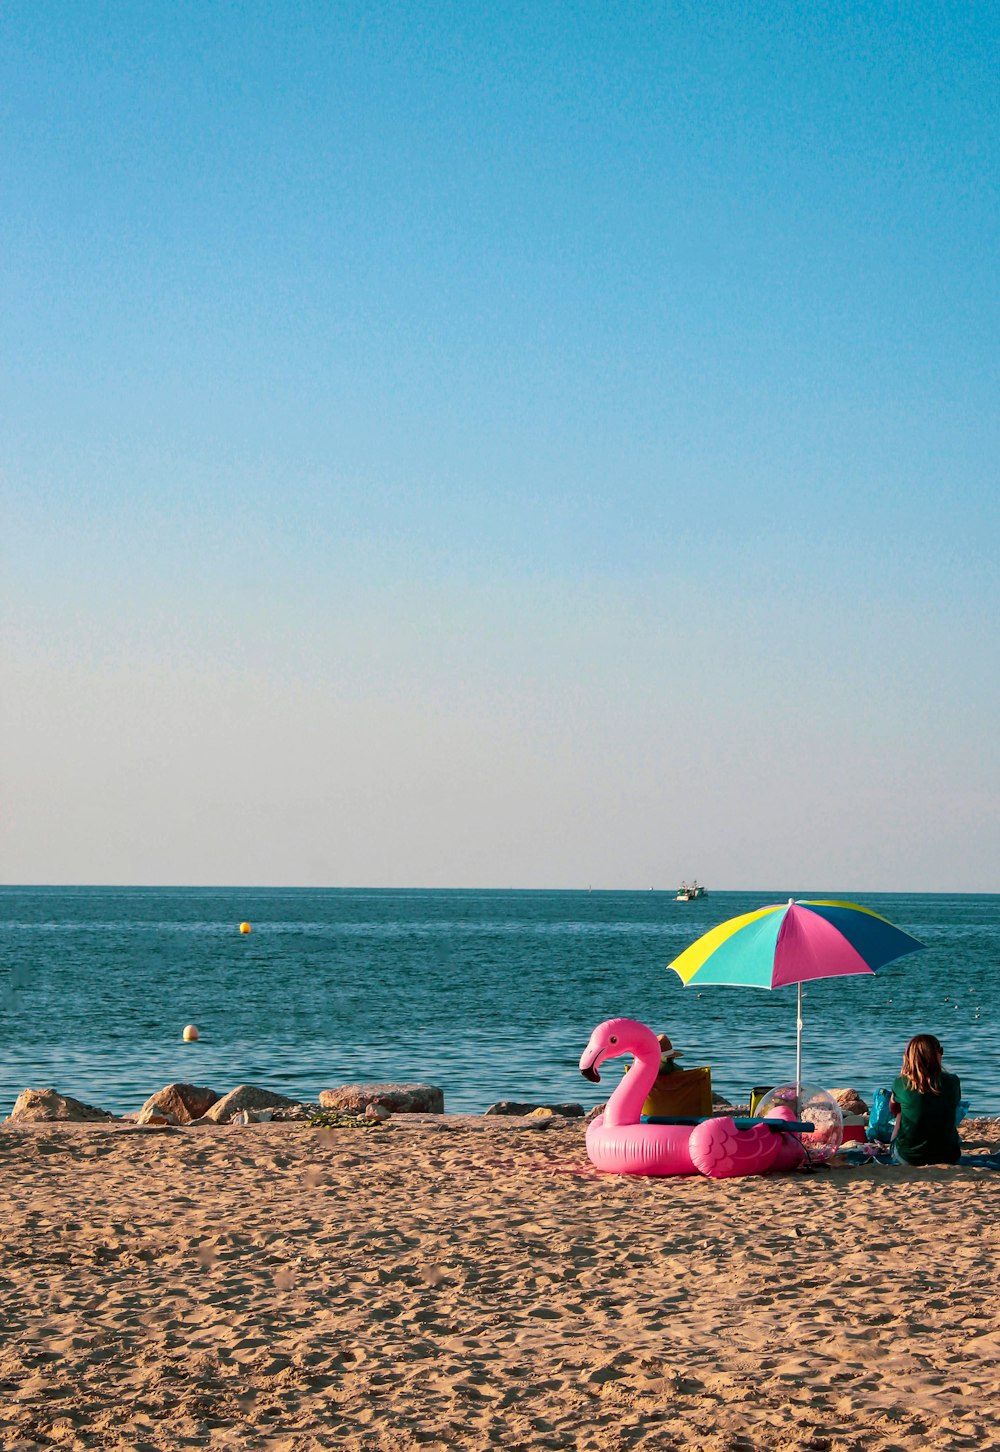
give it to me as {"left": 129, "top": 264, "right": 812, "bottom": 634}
{"left": 2, "top": 1115, "right": 999, "bottom": 1451}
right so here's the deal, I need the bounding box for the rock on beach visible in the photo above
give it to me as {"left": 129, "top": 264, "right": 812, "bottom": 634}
{"left": 828, "top": 1087, "right": 870, "bottom": 1116}
{"left": 139, "top": 1083, "right": 219, "bottom": 1125}
{"left": 6, "top": 1088, "right": 116, "bottom": 1123}
{"left": 204, "top": 1086, "right": 302, "bottom": 1123}
{"left": 319, "top": 1083, "right": 445, "bottom": 1115}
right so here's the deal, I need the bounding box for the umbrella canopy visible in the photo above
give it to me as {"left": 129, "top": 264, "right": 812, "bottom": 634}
{"left": 667, "top": 898, "right": 926, "bottom": 1096}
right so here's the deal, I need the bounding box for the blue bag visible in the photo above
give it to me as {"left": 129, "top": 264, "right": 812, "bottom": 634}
{"left": 867, "top": 1087, "right": 895, "bottom": 1143}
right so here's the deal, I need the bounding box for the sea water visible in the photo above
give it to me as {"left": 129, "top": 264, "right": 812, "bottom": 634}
{"left": 0, "top": 887, "right": 997, "bottom": 1118}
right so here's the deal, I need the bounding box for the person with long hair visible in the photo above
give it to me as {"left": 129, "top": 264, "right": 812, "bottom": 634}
{"left": 889, "top": 1034, "right": 962, "bottom": 1165}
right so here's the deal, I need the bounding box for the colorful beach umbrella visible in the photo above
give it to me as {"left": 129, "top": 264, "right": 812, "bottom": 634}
{"left": 667, "top": 899, "right": 926, "bottom": 1098}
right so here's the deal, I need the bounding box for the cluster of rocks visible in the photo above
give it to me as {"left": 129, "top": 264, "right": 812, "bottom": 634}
{"left": 4, "top": 1081, "right": 450, "bottom": 1128}
{"left": 3, "top": 1082, "right": 875, "bottom": 1128}
{"left": 135, "top": 1084, "right": 310, "bottom": 1127}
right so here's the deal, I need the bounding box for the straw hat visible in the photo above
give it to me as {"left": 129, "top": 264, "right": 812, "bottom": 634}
{"left": 657, "top": 1033, "right": 684, "bottom": 1061}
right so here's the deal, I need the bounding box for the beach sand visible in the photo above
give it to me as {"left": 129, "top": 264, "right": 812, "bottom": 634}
{"left": 2, "top": 1115, "right": 999, "bottom": 1451}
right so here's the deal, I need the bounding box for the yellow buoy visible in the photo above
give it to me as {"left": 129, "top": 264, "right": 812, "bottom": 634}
{"left": 182, "top": 1024, "right": 199, "bottom": 1042}
{"left": 239, "top": 921, "right": 251, "bottom": 934}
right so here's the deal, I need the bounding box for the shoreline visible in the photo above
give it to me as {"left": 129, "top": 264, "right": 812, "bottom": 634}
{"left": 5, "top": 888, "right": 997, "bottom": 1120}
{"left": 3, "top": 1116, "right": 999, "bottom": 1450}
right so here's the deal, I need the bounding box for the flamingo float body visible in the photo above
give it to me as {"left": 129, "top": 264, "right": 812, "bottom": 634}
{"left": 579, "top": 1017, "right": 805, "bottom": 1179}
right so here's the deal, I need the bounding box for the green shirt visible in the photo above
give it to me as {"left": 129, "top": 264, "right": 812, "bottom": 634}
{"left": 891, "top": 1070, "right": 961, "bottom": 1166}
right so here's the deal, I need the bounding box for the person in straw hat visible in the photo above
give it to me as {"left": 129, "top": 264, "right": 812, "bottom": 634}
{"left": 656, "top": 1033, "right": 684, "bottom": 1078}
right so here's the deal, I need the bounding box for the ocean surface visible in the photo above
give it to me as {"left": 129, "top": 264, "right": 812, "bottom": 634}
{"left": 1, "top": 888, "right": 997, "bottom": 1119}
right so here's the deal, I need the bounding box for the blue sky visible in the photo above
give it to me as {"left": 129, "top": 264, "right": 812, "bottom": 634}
{"left": 2, "top": 1, "right": 998, "bottom": 888}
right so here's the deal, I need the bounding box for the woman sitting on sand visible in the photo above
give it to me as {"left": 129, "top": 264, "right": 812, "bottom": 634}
{"left": 889, "top": 1034, "right": 961, "bottom": 1166}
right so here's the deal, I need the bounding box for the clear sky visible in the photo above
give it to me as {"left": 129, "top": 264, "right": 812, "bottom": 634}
{"left": 2, "top": 1, "right": 998, "bottom": 890}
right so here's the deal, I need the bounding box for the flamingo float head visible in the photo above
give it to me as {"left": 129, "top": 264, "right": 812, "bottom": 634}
{"left": 579, "top": 1017, "right": 661, "bottom": 1082}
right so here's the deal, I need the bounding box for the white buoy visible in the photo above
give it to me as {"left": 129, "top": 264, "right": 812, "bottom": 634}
{"left": 183, "top": 1024, "right": 199, "bottom": 1042}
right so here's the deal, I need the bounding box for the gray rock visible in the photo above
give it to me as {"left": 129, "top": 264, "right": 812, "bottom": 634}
{"left": 7, "top": 1088, "right": 116, "bottom": 1123}
{"left": 319, "top": 1082, "right": 444, "bottom": 1115}
{"left": 204, "top": 1086, "right": 302, "bottom": 1124}
{"left": 484, "top": 1101, "right": 585, "bottom": 1118}
{"left": 139, "top": 1083, "right": 218, "bottom": 1126}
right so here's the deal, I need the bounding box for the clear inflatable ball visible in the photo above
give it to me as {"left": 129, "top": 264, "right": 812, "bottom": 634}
{"left": 757, "top": 1083, "right": 843, "bottom": 1163}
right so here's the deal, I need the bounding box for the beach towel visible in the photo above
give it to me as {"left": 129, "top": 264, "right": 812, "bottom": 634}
{"left": 838, "top": 1144, "right": 1000, "bottom": 1169}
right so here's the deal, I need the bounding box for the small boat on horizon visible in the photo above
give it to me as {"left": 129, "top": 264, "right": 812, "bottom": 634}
{"left": 676, "top": 880, "right": 707, "bottom": 901}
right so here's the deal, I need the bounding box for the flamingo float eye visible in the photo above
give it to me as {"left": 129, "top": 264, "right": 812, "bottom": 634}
{"left": 609, "top": 1035, "right": 618, "bottom": 1045}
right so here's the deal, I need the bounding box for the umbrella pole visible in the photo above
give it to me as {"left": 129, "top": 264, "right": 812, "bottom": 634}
{"left": 795, "top": 982, "right": 803, "bottom": 1115}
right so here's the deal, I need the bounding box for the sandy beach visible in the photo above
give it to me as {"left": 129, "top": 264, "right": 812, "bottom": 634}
{"left": 3, "top": 1115, "right": 999, "bottom": 1452}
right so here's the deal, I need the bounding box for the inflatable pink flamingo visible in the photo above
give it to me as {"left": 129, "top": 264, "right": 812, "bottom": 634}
{"left": 579, "top": 1017, "right": 805, "bottom": 1179}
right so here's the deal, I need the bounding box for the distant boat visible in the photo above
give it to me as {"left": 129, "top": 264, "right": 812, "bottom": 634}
{"left": 676, "top": 880, "right": 707, "bottom": 901}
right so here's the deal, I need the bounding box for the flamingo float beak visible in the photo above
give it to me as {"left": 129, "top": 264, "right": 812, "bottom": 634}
{"left": 579, "top": 1044, "right": 603, "bottom": 1083}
